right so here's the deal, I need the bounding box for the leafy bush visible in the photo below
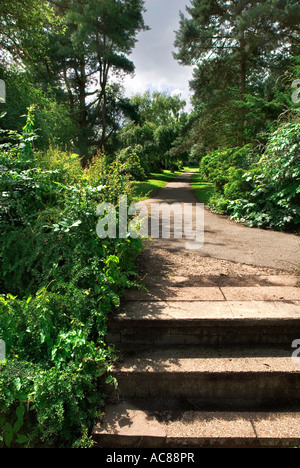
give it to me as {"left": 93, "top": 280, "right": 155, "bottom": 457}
{"left": 223, "top": 168, "right": 252, "bottom": 200}
{"left": 0, "top": 110, "right": 143, "bottom": 447}
{"left": 200, "top": 144, "right": 255, "bottom": 193}
{"left": 228, "top": 122, "right": 300, "bottom": 231}
{"left": 200, "top": 123, "right": 300, "bottom": 232}
{"left": 117, "top": 146, "right": 147, "bottom": 180}
{"left": 118, "top": 121, "right": 161, "bottom": 173}
{"left": 0, "top": 68, "right": 76, "bottom": 152}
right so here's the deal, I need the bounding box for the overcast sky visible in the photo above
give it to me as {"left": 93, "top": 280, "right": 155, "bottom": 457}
{"left": 122, "top": 0, "right": 193, "bottom": 110}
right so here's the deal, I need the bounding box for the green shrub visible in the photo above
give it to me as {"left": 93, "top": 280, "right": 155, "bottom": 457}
{"left": 199, "top": 144, "right": 255, "bottom": 193}
{"left": 0, "top": 110, "right": 143, "bottom": 447}
{"left": 208, "top": 195, "right": 230, "bottom": 214}
{"left": 228, "top": 122, "right": 300, "bottom": 231}
{"left": 202, "top": 123, "right": 300, "bottom": 232}
{"left": 117, "top": 146, "right": 147, "bottom": 180}
{"left": 223, "top": 168, "right": 252, "bottom": 200}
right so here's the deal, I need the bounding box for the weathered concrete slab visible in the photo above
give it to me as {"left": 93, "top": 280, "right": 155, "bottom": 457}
{"left": 93, "top": 403, "right": 300, "bottom": 448}
{"left": 114, "top": 346, "right": 300, "bottom": 374}
{"left": 107, "top": 301, "right": 300, "bottom": 346}
{"left": 111, "top": 346, "right": 300, "bottom": 402}
{"left": 221, "top": 286, "right": 300, "bottom": 301}
{"left": 124, "top": 285, "right": 300, "bottom": 302}
{"left": 124, "top": 286, "right": 225, "bottom": 301}
{"left": 141, "top": 274, "right": 300, "bottom": 288}
{"left": 113, "top": 301, "right": 300, "bottom": 322}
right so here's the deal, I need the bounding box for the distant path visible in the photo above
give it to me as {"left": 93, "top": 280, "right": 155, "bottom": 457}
{"left": 95, "top": 176, "right": 300, "bottom": 449}
{"left": 141, "top": 172, "right": 299, "bottom": 272}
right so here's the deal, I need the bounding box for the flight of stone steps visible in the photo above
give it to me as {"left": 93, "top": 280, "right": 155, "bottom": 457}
{"left": 92, "top": 272, "right": 300, "bottom": 448}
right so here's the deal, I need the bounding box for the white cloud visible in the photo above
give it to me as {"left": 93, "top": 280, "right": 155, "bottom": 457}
{"left": 121, "top": 0, "right": 193, "bottom": 111}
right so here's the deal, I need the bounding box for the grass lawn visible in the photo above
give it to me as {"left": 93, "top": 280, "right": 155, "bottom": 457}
{"left": 190, "top": 172, "right": 215, "bottom": 204}
{"left": 132, "top": 170, "right": 182, "bottom": 201}
{"left": 132, "top": 167, "right": 207, "bottom": 203}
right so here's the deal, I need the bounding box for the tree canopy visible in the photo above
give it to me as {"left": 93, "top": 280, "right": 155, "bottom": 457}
{"left": 0, "top": 0, "right": 148, "bottom": 164}
{"left": 174, "top": 0, "right": 300, "bottom": 153}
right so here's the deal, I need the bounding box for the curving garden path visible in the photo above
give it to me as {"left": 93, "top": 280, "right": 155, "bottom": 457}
{"left": 141, "top": 171, "right": 299, "bottom": 272}
{"left": 93, "top": 171, "right": 300, "bottom": 449}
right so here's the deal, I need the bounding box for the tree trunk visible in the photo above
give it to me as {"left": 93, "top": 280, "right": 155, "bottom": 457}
{"left": 238, "top": 30, "right": 247, "bottom": 147}
{"left": 78, "top": 56, "right": 90, "bottom": 166}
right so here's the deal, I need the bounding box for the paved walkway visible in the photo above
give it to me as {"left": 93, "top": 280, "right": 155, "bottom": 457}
{"left": 92, "top": 171, "right": 300, "bottom": 449}
{"left": 140, "top": 171, "right": 299, "bottom": 272}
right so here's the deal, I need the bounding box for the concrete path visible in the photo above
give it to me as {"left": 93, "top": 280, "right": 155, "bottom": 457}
{"left": 140, "top": 171, "right": 299, "bottom": 272}
{"left": 93, "top": 171, "right": 300, "bottom": 449}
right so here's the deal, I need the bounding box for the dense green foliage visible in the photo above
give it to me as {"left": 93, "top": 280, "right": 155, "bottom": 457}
{"left": 174, "top": 0, "right": 300, "bottom": 231}
{"left": 0, "top": 0, "right": 147, "bottom": 163}
{"left": 0, "top": 110, "right": 142, "bottom": 448}
{"left": 198, "top": 122, "right": 300, "bottom": 232}
{"left": 0, "top": 0, "right": 300, "bottom": 449}
{"left": 117, "top": 91, "right": 188, "bottom": 174}
{"left": 0, "top": 67, "right": 76, "bottom": 151}
{"left": 174, "top": 0, "right": 300, "bottom": 153}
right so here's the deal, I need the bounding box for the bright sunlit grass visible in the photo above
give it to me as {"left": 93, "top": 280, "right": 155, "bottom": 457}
{"left": 132, "top": 167, "right": 213, "bottom": 204}
{"left": 132, "top": 170, "right": 181, "bottom": 201}
{"left": 190, "top": 172, "right": 215, "bottom": 204}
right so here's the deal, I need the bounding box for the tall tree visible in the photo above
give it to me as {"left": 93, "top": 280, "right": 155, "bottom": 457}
{"left": 0, "top": 0, "right": 147, "bottom": 163}
{"left": 119, "top": 91, "right": 187, "bottom": 171}
{"left": 174, "top": 0, "right": 300, "bottom": 151}
{"left": 0, "top": 0, "right": 60, "bottom": 69}
{"left": 49, "top": 0, "right": 147, "bottom": 163}
{"left": 130, "top": 90, "right": 186, "bottom": 126}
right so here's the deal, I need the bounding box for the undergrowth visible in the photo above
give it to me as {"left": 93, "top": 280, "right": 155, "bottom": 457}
{"left": 0, "top": 107, "right": 143, "bottom": 448}
{"left": 198, "top": 122, "right": 300, "bottom": 233}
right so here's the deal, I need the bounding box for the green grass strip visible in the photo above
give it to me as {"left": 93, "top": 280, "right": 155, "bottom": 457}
{"left": 132, "top": 170, "right": 181, "bottom": 202}
{"left": 190, "top": 172, "right": 215, "bottom": 204}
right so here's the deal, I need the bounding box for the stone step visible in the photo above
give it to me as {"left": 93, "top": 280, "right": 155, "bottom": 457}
{"left": 92, "top": 401, "right": 300, "bottom": 448}
{"left": 124, "top": 285, "right": 300, "bottom": 301}
{"left": 140, "top": 274, "right": 300, "bottom": 288}
{"left": 109, "top": 346, "right": 300, "bottom": 404}
{"left": 107, "top": 301, "right": 300, "bottom": 345}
